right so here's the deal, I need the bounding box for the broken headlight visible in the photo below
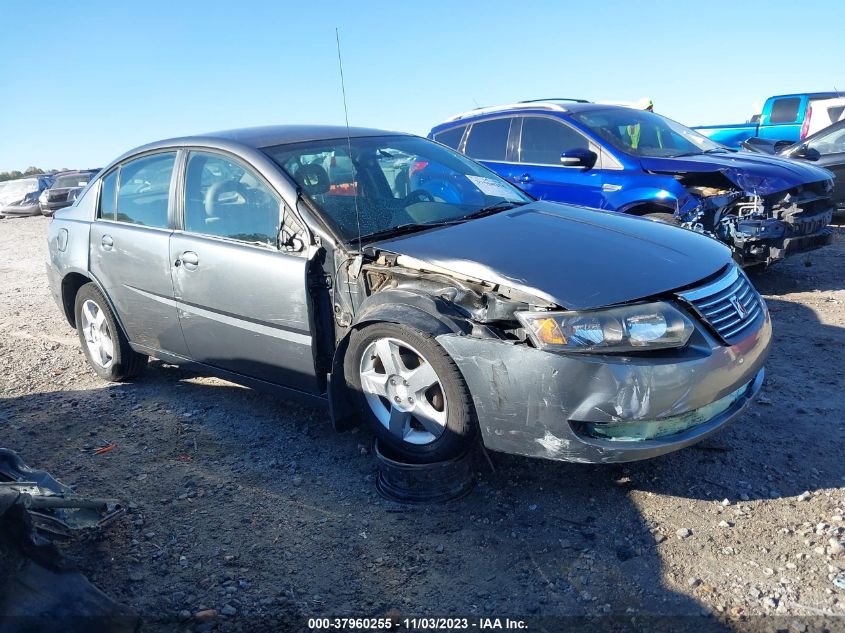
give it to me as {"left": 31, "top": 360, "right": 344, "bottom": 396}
{"left": 516, "top": 302, "right": 694, "bottom": 353}
{"left": 727, "top": 170, "right": 792, "bottom": 197}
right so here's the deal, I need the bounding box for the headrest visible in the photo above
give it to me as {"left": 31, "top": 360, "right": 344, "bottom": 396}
{"left": 294, "top": 164, "right": 330, "bottom": 196}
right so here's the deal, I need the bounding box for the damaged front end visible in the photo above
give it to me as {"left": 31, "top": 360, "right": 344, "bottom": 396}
{"left": 343, "top": 243, "right": 771, "bottom": 463}
{"left": 675, "top": 170, "right": 834, "bottom": 266}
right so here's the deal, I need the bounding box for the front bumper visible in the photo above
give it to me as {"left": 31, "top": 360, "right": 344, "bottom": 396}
{"left": 40, "top": 200, "right": 71, "bottom": 215}
{"left": 437, "top": 311, "right": 771, "bottom": 463}
{"left": 732, "top": 207, "right": 833, "bottom": 266}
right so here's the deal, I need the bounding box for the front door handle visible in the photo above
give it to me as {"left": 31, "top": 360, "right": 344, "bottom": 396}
{"left": 517, "top": 173, "right": 533, "bottom": 184}
{"left": 101, "top": 235, "right": 114, "bottom": 250}
{"left": 178, "top": 251, "right": 199, "bottom": 270}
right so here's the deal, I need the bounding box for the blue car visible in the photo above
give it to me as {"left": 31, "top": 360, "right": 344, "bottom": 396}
{"left": 429, "top": 100, "right": 835, "bottom": 266}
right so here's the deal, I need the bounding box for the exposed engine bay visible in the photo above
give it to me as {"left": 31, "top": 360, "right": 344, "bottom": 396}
{"left": 336, "top": 250, "right": 549, "bottom": 341}
{"left": 673, "top": 172, "right": 834, "bottom": 266}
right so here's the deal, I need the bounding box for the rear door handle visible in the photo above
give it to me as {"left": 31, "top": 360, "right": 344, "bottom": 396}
{"left": 101, "top": 235, "right": 114, "bottom": 250}
{"left": 517, "top": 173, "right": 533, "bottom": 184}
{"left": 178, "top": 251, "right": 199, "bottom": 270}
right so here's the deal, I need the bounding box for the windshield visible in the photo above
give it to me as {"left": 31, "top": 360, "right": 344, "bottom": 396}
{"left": 263, "top": 135, "right": 531, "bottom": 242}
{"left": 572, "top": 108, "right": 725, "bottom": 158}
{"left": 54, "top": 174, "right": 91, "bottom": 188}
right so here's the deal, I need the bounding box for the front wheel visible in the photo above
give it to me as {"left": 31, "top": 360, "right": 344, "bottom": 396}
{"left": 644, "top": 212, "right": 680, "bottom": 225}
{"left": 74, "top": 283, "right": 148, "bottom": 382}
{"left": 344, "top": 322, "right": 476, "bottom": 463}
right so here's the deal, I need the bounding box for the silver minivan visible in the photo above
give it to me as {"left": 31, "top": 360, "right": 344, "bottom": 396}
{"left": 46, "top": 126, "right": 771, "bottom": 463}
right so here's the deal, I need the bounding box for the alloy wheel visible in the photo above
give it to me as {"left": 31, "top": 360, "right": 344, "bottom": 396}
{"left": 359, "top": 337, "right": 448, "bottom": 445}
{"left": 80, "top": 299, "right": 114, "bottom": 368}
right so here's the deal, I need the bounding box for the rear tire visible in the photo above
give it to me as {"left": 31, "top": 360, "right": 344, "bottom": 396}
{"left": 345, "top": 322, "right": 476, "bottom": 463}
{"left": 74, "top": 283, "right": 148, "bottom": 382}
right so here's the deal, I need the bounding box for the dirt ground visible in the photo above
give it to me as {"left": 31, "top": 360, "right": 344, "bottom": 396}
{"left": 1, "top": 215, "right": 844, "bottom": 632}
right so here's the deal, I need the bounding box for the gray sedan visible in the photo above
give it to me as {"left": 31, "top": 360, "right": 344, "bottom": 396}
{"left": 46, "top": 126, "right": 771, "bottom": 463}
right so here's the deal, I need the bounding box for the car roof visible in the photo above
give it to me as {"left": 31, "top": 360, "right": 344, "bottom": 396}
{"left": 109, "top": 125, "right": 414, "bottom": 171}
{"left": 773, "top": 92, "right": 843, "bottom": 100}
{"left": 175, "top": 125, "right": 410, "bottom": 149}
{"left": 435, "top": 101, "right": 630, "bottom": 129}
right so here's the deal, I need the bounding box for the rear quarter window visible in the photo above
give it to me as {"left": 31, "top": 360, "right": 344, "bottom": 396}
{"left": 769, "top": 98, "right": 801, "bottom": 124}
{"left": 98, "top": 171, "right": 118, "bottom": 219}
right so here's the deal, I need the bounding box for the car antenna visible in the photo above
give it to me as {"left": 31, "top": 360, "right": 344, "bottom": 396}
{"left": 335, "top": 28, "right": 363, "bottom": 256}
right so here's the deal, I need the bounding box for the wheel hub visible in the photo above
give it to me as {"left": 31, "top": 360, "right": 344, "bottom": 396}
{"left": 386, "top": 375, "right": 414, "bottom": 408}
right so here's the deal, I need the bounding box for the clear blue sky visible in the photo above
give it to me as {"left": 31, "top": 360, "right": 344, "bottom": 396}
{"left": 1, "top": 0, "right": 843, "bottom": 172}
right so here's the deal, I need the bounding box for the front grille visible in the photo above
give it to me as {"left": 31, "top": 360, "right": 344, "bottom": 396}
{"left": 48, "top": 190, "right": 69, "bottom": 202}
{"left": 678, "top": 266, "right": 763, "bottom": 344}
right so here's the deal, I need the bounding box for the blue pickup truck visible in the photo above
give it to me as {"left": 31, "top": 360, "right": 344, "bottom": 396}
{"left": 693, "top": 92, "right": 843, "bottom": 149}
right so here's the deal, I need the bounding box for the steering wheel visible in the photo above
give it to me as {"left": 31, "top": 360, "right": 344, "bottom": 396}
{"left": 402, "top": 189, "right": 435, "bottom": 205}
{"left": 204, "top": 180, "right": 250, "bottom": 216}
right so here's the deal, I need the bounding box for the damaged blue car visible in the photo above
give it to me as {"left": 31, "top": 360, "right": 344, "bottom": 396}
{"left": 430, "top": 101, "right": 835, "bottom": 266}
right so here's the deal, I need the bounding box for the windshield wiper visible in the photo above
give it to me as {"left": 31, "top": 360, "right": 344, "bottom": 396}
{"left": 357, "top": 221, "right": 454, "bottom": 243}
{"left": 457, "top": 200, "right": 528, "bottom": 222}
{"left": 355, "top": 201, "right": 528, "bottom": 243}
{"left": 673, "top": 148, "right": 728, "bottom": 158}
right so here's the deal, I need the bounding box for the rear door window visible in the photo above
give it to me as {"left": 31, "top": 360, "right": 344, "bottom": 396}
{"left": 769, "top": 98, "right": 801, "bottom": 124}
{"left": 98, "top": 152, "right": 175, "bottom": 228}
{"left": 519, "top": 116, "right": 589, "bottom": 165}
{"left": 464, "top": 118, "right": 511, "bottom": 161}
{"left": 433, "top": 125, "right": 466, "bottom": 150}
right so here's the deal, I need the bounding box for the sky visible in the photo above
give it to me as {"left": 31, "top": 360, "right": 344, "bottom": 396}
{"left": 1, "top": 0, "right": 843, "bottom": 172}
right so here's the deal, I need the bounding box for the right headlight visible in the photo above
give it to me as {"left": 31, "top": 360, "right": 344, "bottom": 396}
{"left": 516, "top": 302, "right": 694, "bottom": 353}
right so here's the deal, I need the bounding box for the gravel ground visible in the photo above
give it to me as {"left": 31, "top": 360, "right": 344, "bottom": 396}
{"left": 1, "top": 215, "right": 844, "bottom": 632}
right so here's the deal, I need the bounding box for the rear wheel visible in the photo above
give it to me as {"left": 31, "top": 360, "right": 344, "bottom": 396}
{"left": 345, "top": 322, "right": 476, "bottom": 463}
{"left": 74, "top": 283, "right": 148, "bottom": 382}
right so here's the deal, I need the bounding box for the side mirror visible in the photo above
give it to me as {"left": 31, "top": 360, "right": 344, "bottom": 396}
{"left": 560, "top": 148, "right": 598, "bottom": 168}
{"left": 791, "top": 144, "right": 820, "bottom": 161}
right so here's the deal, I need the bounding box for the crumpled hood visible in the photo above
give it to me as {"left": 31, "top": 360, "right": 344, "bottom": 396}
{"left": 640, "top": 152, "right": 833, "bottom": 195}
{"left": 375, "top": 201, "right": 732, "bottom": 310}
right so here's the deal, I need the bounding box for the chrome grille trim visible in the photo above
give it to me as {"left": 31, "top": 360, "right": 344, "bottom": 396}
{"left": 678, "top": 266, "right": 763, "bottom": 344}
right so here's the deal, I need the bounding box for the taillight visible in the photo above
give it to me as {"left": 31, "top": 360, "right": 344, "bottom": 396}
{"left": 800, "top": 105, "right": 812, "bottom": 140}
